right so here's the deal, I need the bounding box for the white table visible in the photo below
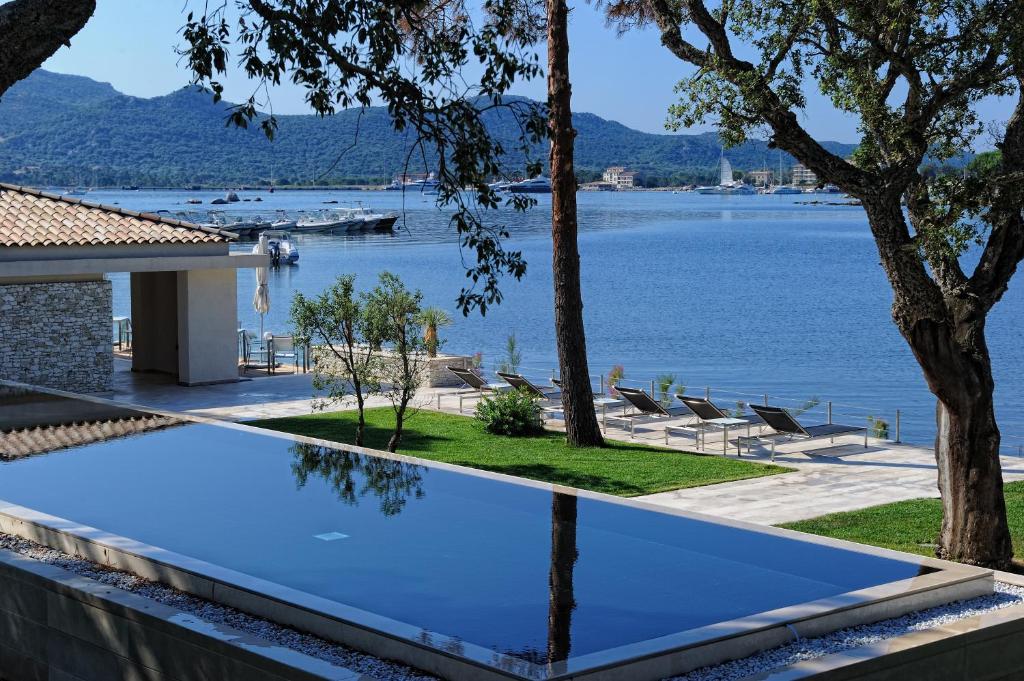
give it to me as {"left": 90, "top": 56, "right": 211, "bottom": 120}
{"left": 702, "top": 417, "right": 749, "bottom": 455}
{"left": 593, "top": 396, "right": 623, "bottom": 432}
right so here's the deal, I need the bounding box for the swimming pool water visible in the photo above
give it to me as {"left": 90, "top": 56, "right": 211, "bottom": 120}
{"left": 0, "top": 390, "right": 937, "bottom": 669}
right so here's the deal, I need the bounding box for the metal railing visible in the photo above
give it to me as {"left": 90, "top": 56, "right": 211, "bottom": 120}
{"left": 472, "top": 356, "right": 906, "bottom": 443}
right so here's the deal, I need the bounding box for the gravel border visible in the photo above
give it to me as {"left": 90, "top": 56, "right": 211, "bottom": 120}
{"left": 0, "top": 531, "right": 437, "bottom": 681}
{"left": 2, "top": 529, "right": 1021, "bottom": 681}
{"left": 669, "top": 582, "right": 1024, "bottom": 681}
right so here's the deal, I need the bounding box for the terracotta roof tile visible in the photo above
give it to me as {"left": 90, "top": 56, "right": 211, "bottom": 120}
{"left": 0, "top": 415, "right": 182, "bottom": 459}
{"left": 0, "top": 183, "right": 234, "bottom": 248}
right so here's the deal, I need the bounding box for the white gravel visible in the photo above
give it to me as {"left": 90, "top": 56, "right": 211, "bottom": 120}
{"left": 0, "top": 531, "right": 437, "bottom": 681}
{"left": 669, "top": 582, "right": 1024, "bottom": 681}
{"left": 2, "top": 530, "right": 1021, "bottom": 681}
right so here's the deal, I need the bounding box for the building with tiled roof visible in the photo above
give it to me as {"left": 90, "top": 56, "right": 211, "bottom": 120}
{"left": 0, "top": 184, "right": 232, "bottom": 248}
{"left": 0, "top": 184, "right": 266, "bottom": 391}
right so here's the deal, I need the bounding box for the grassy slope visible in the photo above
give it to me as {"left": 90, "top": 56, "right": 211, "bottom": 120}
{"left": 252, "top": 407, "right": 790, "bottom": 497}
{"left": 782, "top": 481, "right": 1024, "bottom": 558}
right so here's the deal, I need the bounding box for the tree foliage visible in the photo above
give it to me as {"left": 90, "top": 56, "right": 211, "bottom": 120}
{"left": 291, "top": 274, "right": 384, "bottom": 447}
{"left": 180, "top": 0, "right": 550, "bottom": 314}
{"left": 363, "top": 272, "right": 429, "bottom": 452}
{"left": 608, "top": 0, "right": 1023, "bottom": 567}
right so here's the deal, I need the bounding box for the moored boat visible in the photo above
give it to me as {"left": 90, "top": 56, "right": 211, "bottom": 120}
{"left": 508, "top": 175, "right": 552, "bottom": 193}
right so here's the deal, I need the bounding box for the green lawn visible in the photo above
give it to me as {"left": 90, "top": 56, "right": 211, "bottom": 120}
{"left": 252, "top": 407, "right": 790, "bottom": 497}
{"left": 782, "top": 481, "right": 1024, "bottom": 558}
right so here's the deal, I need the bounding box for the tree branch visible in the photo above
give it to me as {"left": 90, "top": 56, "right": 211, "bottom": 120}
{"left": 969, "top": 83, "right": 1024, "bottom": 309}
{"left": 0, "top": 0, "right": 95, "bottom": 97}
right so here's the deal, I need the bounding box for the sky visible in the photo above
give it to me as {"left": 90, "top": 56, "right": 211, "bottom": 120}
{"left": 41, "top": 1, "right": 1012, "bottom": 145}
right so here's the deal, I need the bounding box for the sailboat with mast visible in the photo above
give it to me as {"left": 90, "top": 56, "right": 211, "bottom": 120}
{"left": 695, "top": 154, "right": 755, "bottom": 195}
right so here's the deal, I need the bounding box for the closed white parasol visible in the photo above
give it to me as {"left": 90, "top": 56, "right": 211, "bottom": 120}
{"left": 252, "top": 234, "right": 270, "bottom": 338}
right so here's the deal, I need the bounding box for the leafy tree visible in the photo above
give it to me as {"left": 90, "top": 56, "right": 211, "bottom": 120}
{"left": 291, "top": 275, "right": 383, "bottom": 447}
{"left": 547, "top": 0, "right": 603, "bottom": 446}
{"left": 0, "top": 0, "right": 95, "bottom": 97}
{"left": 180, "top": 0, "right": 547, "bottom": 314}
{"left": 609, "top": 0, "right": 1023, "bottom": 567}
{"left": 364, "top": 272, "right": 429, "bottom": 452}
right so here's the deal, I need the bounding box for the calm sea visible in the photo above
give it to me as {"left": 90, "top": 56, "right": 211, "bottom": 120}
{"left": 91, "top": 188, "right": 1024, "bottom": 449}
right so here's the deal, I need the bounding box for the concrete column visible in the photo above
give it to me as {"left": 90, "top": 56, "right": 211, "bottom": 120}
{"left": 129, "top": 271, "right": 179, "bottom": 375}
{"left": 175, "top": 268, "right": 238, "bottom": 386}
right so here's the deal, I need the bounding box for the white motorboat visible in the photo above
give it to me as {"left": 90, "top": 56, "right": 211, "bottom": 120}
{"left": 508, "top": 175, "right": 552, "bottom": 193}
{"left": 766, "top": 185, "right": 804, "bottom": 195}
{"left": 294, "top": 210, "right": 359, "bottom": 233}
{"left": 257, "top": 230, "right": 299, "bottom": 266}
{"left": 270, "top": 210, "right": 296, "bottom": 231}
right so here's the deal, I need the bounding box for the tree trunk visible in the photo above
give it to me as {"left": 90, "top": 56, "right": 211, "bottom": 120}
{"left": 547, "top": 0, "right": 603, "bottom": 447}
{"left": 907, "top": 316, "right": 1012, "bottom": 568}
{"left": 354, "top": 388, "right": 366, "bottom": 447}
{"left": 862, "top": 198, "right": 1013, "bottom": 569}
{"left": 0, "top": 0, "right": 95, "bottom": 97}
{"left": 387, "top": 406, "right": 405, "bottom": 452}
{"left": 547, "top": 492, "right": 577, "bottom": 667}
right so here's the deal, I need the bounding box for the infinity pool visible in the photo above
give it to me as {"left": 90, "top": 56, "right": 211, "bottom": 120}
{"left": 0, "top": 387, "right": 972, "bottom": 679}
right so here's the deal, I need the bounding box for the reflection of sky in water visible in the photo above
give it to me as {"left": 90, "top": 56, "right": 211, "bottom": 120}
{"left": 96, "top": 189, "right": 1024, "bottom": 445}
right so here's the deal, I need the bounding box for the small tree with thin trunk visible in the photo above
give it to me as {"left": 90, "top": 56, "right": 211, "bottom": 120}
{"left": 609, "top": 0, "right": 1023, "bottom": 568}
{"left": 291, "top": 275, "right": 382, "bottom": 447}
{"left": 364, "top": 272, "right": 429, "bottom": 452}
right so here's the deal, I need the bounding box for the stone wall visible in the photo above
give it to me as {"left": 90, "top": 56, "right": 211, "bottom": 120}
{"left": 312, "top": 346, "right": 472, "bottom": 388}
{"left": 0, "top": 280, "right": 112, "bottom": 393}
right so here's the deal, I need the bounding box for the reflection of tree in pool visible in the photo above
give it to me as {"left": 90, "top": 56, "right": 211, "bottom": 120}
{"left": 500, "top": 492, "right": 579, "bottom": 669}
{"left": 290, "top": 443, "right": 425, "bottom": 516}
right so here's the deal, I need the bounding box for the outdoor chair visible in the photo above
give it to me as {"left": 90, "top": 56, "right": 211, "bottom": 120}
{"left": 495, "top": 371, "right": 561, "bottom": 400}
{"left": 447, "top": 366, "right": 509, "bottom": 412}
{"left": 743, "top": 404, "right": 868, "bottom": 460}
{"left": 609, "top": 386, "right": 697, "bottom": 441}
{"left": 676, "top": 395, "right": 765, "bottom": 454}
{"left": 269, "top": 335, "right": 303, "bottom": 374}
{"left": 239, "top": 330, "right": 270, "bottom": 371}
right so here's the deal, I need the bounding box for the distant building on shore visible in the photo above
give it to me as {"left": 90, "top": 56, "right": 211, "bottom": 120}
{"left": 602, "top": 166, "right": 638, "bottom": 189}
{"left": 750, "top": 169, "right": 773, "bottom": 187}
{"left": 791, "top": 163, "right": 818, "bottom": 185}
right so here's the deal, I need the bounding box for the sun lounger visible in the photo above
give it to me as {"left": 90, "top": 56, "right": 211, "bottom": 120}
{"left": 610, "top": 386, "right": 697, "bottom": 439}
{"left": 744, "top": 404, "right": 868, "bottom": 460}
{"left": 496, "top": 372, "right": 561, "bottom": 400}
{"left": 447, "top": 366, "right": 509, "bottom": 412}
{"left": 676, "top": 395, "right": 764, "bottom": 454}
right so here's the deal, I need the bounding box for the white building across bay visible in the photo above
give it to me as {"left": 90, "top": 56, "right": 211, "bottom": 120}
{"left": 602, "top": 166, "right": 638, "bottom": 189}
{"left": 791, "top": 163, "right": 818, "bottom": 185}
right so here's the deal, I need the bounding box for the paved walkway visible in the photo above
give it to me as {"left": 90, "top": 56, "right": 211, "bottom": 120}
{"left": 109, "top": 360, "right": 1024, "bottom": 525}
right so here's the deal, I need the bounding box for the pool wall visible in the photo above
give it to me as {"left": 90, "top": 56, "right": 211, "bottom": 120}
{"left": 0, "top": 546, "right": 357, "bottom": 681}
{"left": 0, "top": 447, "right": 994, "bottom": 678}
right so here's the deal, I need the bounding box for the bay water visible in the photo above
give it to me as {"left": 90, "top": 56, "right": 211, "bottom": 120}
{"left": 93, "top": 188, "right": 1023, "bottom": 448}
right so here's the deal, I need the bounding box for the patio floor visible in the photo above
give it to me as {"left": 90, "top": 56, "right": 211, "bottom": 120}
{"left": 108, "top": 358, "right": 1024, "bottom": 525}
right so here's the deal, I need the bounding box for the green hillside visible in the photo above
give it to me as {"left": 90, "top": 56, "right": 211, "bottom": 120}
{"left": 0, "top": 70, "right": 857, "bottom": 187}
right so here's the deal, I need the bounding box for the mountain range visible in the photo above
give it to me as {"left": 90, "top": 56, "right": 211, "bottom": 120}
{"left": 0, "top": 70, "right": 859, "bottom": 187}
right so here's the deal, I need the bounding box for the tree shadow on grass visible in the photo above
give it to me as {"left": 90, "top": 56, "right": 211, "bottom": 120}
{"left": 255, "top": 418, "right": 456, "bottom": 454}
{"left": 448, "top": 461, "right": 649, "bottom": 497}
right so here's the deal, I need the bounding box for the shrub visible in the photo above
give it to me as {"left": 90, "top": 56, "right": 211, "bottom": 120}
{"left": 475, "top": 388, "right": 542, "bottom": 436}
{"left": 868, "top": 416, "right": 890, "bottom": 439}
{"left": 607, "top": 364, "right": 625, "bottom": 396}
